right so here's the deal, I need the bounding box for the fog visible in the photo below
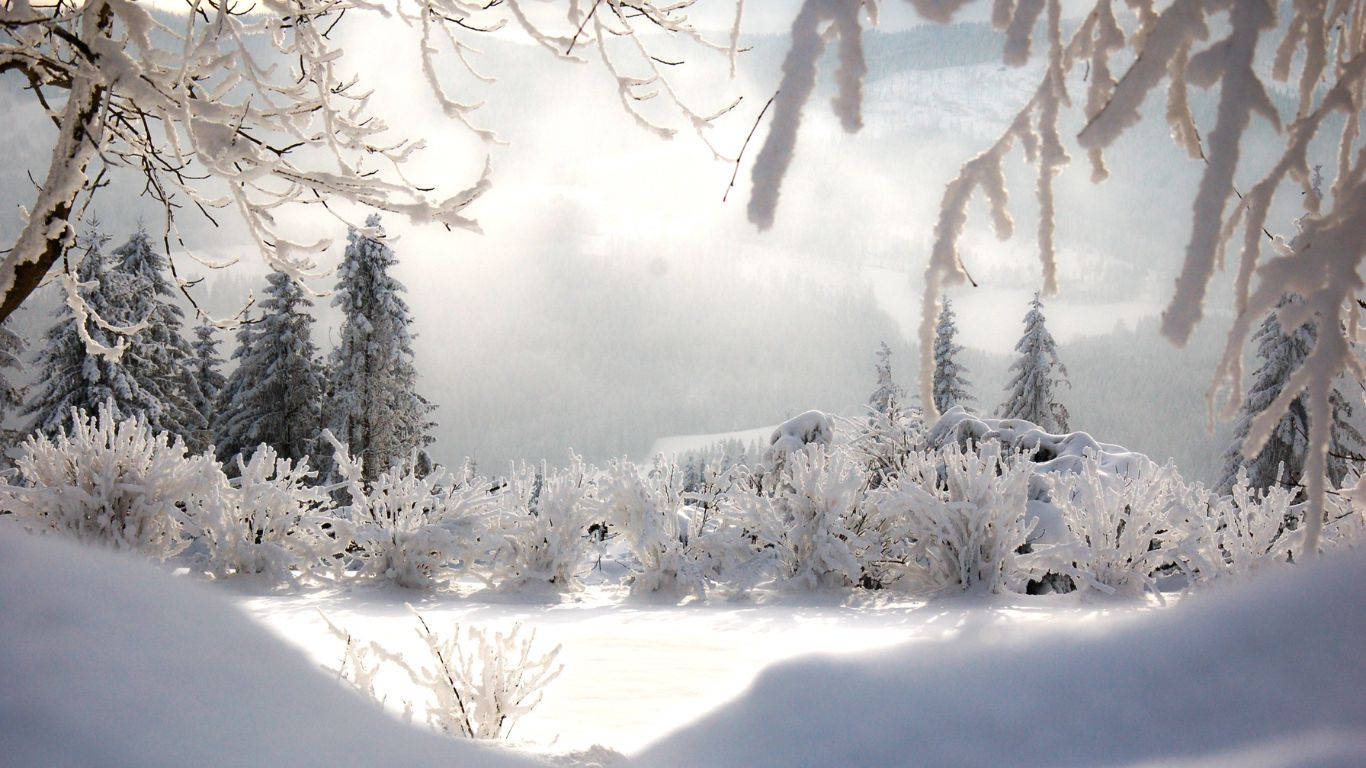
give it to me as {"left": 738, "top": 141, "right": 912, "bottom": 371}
{"left": 5, "top": 6, "right": 1332, "bottom": 483}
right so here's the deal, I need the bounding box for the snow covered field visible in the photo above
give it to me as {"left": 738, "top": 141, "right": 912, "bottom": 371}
{"left": 6, "top": 523, "right": 1364, "bottom": 767}
{"left": 237, "top": 580, "right": 1110, "bottom": 755}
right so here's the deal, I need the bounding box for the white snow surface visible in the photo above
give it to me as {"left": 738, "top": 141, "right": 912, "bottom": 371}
{"left": 637, "top": 550, "right": 1366, "bottom": 768}
{"left": 0, "top": 523, "right": 535, "bottom": 768}
{"left": 766, "top": 409, "right": 836, "bottom": 457}
{"left": 5, "top": 521, "right": 1366, "bottom": 767}
{"left": 646, "top": 424, "right": 772, "bottom": 460}
{"left": 930, "top": 405, "right": 1153, "bottom": 480}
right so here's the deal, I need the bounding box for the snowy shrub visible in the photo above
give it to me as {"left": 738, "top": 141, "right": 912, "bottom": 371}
{"left": 0, "top": 405, "right": 220, "bottom": 559}
{"left": 733, "top": 445, "right": 866, "bottom": 590}
{"left": 490, "top": 456, "right": 599, "bottom": 589}
{"left": 760, "top": 410, "right": 837, "bottom": 489}
{"left": 1185, "top": 470, "right": 1297, "bottom": 581}
{"left": 324, "top": 610, "right": 562, "bottom": 742}
{"left": 1035, "top": 456, "right": 1204, "bottom": 599}
{"left": 849, "top": 404, "right": 924, "bottom": 489}
{"left": 326, "top": 432, "right": 494, "bottom": 588}
{"left": 600, "top": 458, "right": 723, "bottom": 599}
{"left": 408, "top": 612, "right": 562, "bottom": 741}
{"left": 871, "top": 443, "right": 1034, "bottom": 594}
{"left": 195, "top": 446, "right": 344, "bottom": 582}
{"left": 320, "top": 612, "right": 400, "bottom": 712}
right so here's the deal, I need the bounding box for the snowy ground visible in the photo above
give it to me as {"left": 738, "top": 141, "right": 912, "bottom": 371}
{"left": 235, "top": 582, "right": 1136, "bottom": 756}
{"left": 5, "top": 524, "right": 1364, "bottom": 767}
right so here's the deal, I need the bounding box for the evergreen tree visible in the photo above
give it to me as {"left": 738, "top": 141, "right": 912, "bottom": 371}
{"left": 329, "top": 215, "right": 435, "bottom": 481}
{"left": 106, "top": 227, "right": 204, "bottom": 441}
{"left": 187, "top": 320, "right": 227, "bottom": 455}
{"left": 26, "top": 226, "right": 159, "bottom": 436}
{"left": 1215, "top": 295, "right": 1365, "bottom": 496}
{"left": 867, "top": 341, "right": 904, "bottom": 417}
{"left": 214, "top": 314, "right": 257, "bottom": 461}
{"left": 998, "top": 292, "right": 1070, "bottom": 432}
{"left": 931, "top": 298, "right": 974, "bottom": 414}
{"left": 0, "top": 317, "right": 27, "bottom": 452}
{"left": 217, "top": 271, "right": 326, "bottom": 466}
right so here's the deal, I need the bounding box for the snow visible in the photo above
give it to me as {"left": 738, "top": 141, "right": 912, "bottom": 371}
{"left": 765, "top": 409, "right": 836, "bottom": 458}
{"left": 0, "top": 522, "right": 533, "bottom": 768}
{"left": 636, "top": 549, "right": 1366, "bottom": 768}
{"left": 930, "top": 405, "right": 1152, "bottom": 482}
{"left": 5, "top": 518, "right": 1365, "bottom": 766}
{"left": 646, "top": 424, "right": 772, "bottom": 460}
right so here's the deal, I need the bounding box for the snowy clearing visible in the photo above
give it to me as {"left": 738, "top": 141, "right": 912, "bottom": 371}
{"left": 6, "top": 521, "right": 1364, "bottom": 767}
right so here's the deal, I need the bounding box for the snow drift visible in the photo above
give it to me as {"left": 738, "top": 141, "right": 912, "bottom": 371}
{"left": 634, "top": 549, "right": 1366, "bottom": 768}
{"left": 0, "top": 523, "right": 535, "bottom": 768}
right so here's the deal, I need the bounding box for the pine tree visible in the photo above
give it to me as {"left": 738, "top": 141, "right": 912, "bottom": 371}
{"left": 214, "top": 315, "right": 257, "bottom": 461}
{"left": 106, "top": 226, "right": 204, "bottom": 442}
{"left": 867, "top": 341, "right": 904, "bottom": 417}
{"left": 1215, "top": 295, "right": 1365, "bottom": 496}
{"left": 0, "top": 317, "right": 27, "bottom": 452}
{"left": 329, "top": 215, "right": 435, "bottom": 481}
{"left": 931, "top": 298, "right": 973, "bottom": 414}
{"left": 216, "top": 271, "right": 327, "bottom": 467}
{"left": 187, "top": 320, "right": 226, "bottom": 455}
{"left": 998, "top": 292, "right": 1070, "bottom": 432}
{"left": 26, "top": 226, "right": 159, "bottom": 436}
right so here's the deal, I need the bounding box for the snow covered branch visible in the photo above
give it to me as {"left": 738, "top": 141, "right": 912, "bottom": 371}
{"left": 0, "top": 0, "right": 745, "bottom": 330}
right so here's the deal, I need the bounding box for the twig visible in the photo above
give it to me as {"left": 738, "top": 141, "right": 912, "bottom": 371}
{"left": 723, "top": 89, "right": 777, "bottom": 203}
{"left": 565, "top": 0, "right": 604, "bottom": 56}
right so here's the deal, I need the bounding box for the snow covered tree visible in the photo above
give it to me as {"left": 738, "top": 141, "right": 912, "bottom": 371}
{"left": 0, "top": 318, "right": 26, "bottom": 449}
{"left": 1216, "top": 296, "right": 1364, "bottom": 497}
{"left": 107, "top": 227, "right": 204, "bottom": 443}
{"left": 998, "top": 293, "right": 1070, "bottom": 433}
{"left": 867, "top": 341, "right": 904, "bottom": 417}
{"left": 213, "top": 316, "right": 256, "bottom": 462}
{"left": 329, "top": 216, "right": 435, "bottom": 482}
{"left": 216, "top": 272, "right": 326, "bottom": 468}
{"left": 931, "top": 298, "right": 973, "bottom": 414}
{"left": 26, "top": 226, "right": 158, "bottom": 437}
{"left": 187, "top": 321, "right": 227, "bottom": 457}
{"left": 745, "top": 0, "right": 1366, "bottom": 553}
{"left": 0, "top": 1, "right": 741, "bottom": 330}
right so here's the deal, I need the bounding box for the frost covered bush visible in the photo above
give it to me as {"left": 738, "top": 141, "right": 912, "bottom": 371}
{"left": 849, "top": 404, "right": 924, "bottom": 489}
{"left": 760, "top": 410, "right": 837, "bottom": 490}
{"left": 326, "top": 432, "right": 494, "bottom": 588}
{"left": 489, "top": 457, "right": 598, "bottom": 589}
{"left": 1188, "top": 471, "right": 1297, "bottom": 581}
{"left": 871, "top": 443, "right": 1034, "bottom": 594}
{"left": 322, "top": 611, "right": 562, "bottom": 741}
{"left": 1035, "top": 456, "right": 1205, "bottom": 599}
{"left": 735, "top": 445, "right": 866, "bottom": 590}
{"left": 600, "top": 458, "right": 732, "bottom": 598}
{"left": 196, "top": 446, "right": 344, "bottom": 582}
{"left": 409, "top": 613, "right": 562, "bottom": 741}
{"left": 0, "top": 406, "right": 219, "bottom": 559}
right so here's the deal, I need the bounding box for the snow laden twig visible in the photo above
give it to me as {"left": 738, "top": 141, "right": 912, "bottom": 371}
{"left": 0, "top": 0, "right": 745, "bottom": 335}
{"left": 747, "top": 0, "right": 874, "bottom": 229}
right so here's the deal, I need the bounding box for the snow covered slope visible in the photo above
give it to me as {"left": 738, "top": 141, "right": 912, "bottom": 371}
{"left": 0, "top": 524, "right": 535, "bottom": 768}
{"left": 645, "top": 425, "right": 772, "bottom": 460}
{"left": 633, "top": 551, "right": 1366, "bottom": 768}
